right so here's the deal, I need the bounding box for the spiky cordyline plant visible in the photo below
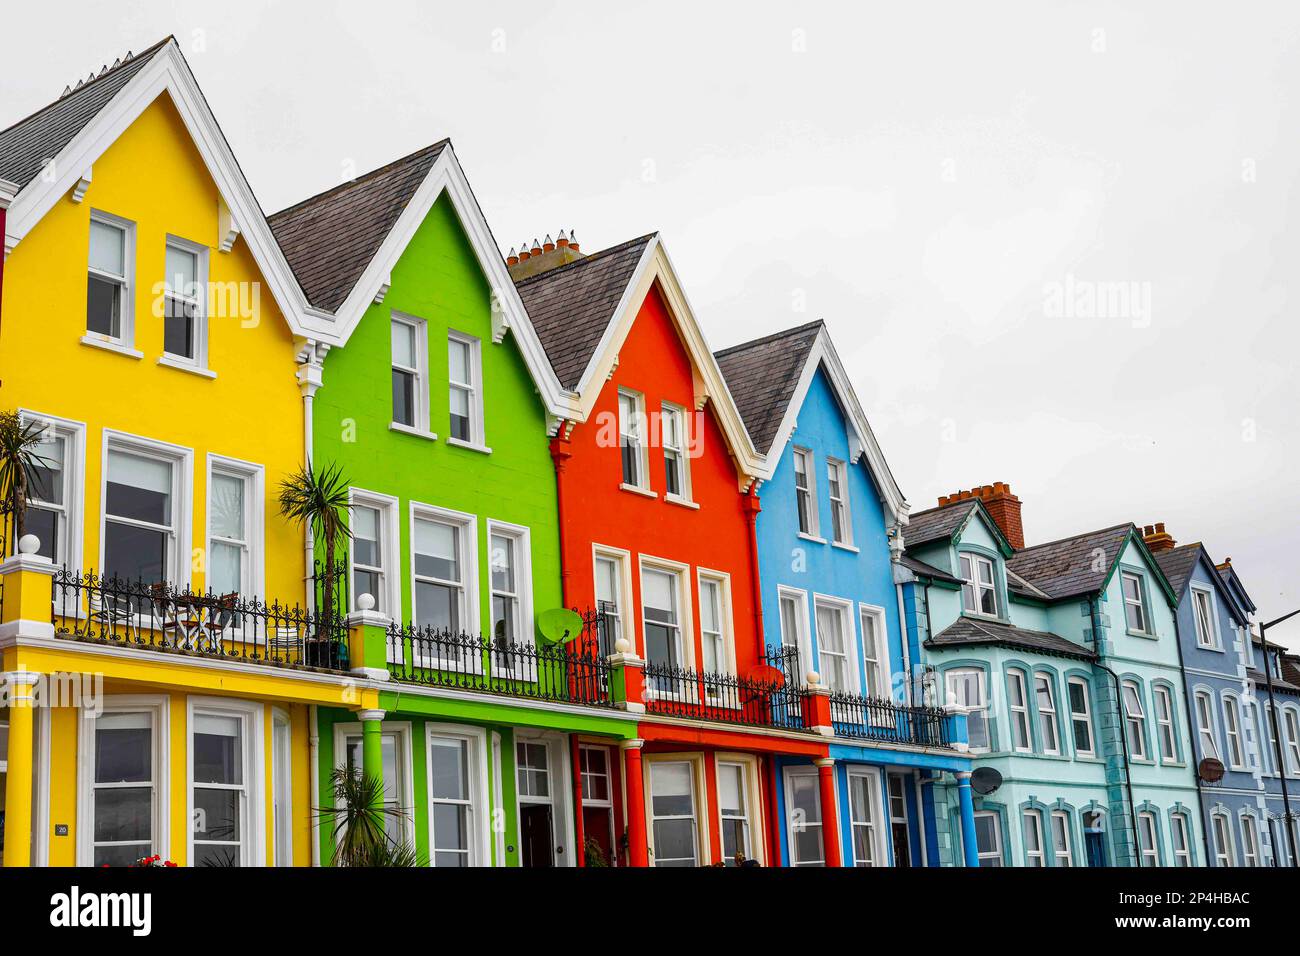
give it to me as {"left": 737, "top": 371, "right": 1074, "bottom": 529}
{"left": 317, "top": 766, "right": 422, "bottom": 867}
{"left": 277, "top": 460, "right": 351, "bottom": 625}
{"left": 0, "top": 410, "right": 53, "bottom": 552}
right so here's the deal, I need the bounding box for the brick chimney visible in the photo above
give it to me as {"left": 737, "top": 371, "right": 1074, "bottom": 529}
{"left": 937, "top": 482, "right": 1024, "bottom": 549}
{"left": 507, "top": 229, "right": 584, "bottom": 281}
{"left": 1141, "top": 523, "right": 1176, "bottom": 553}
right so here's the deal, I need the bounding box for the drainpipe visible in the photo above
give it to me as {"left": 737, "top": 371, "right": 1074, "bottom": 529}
{"left": 742, "top": 484, "right": 767, "bottom": 654}
{"left": 1094, "top": 658, "right": 1139, "bottom": 867}
{"left": 1167, "top": 595, "right": 1212, "bottom": 866}
{"left": 1259, "top": 611, "right": 1300, "bottom": 865}
{"left": 297, "top": 343, "right": 325, "bottom": 611}
{"left": 890, "top": 524, "right": 913, "bottom": 705}
{"left": 309, "top": 703, "right": 321, "bottom": 867}
{"left": 547, "top": 430, "right": 574, "bottom": 607}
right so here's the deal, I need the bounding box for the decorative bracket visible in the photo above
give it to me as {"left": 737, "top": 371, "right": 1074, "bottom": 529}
{"left": 70, "top": 167, "right": 92, "bottom": 203}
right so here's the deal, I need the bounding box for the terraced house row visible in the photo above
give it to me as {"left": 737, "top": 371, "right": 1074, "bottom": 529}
{"left": 0, "top": 38, "right": 1295, "bottom": 868}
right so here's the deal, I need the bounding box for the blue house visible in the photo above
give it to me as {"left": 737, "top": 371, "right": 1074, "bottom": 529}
{"left": 1146, "top": 527, "right": 1269, "bottom": 866}
{"left": 716, "top": 321, "right": 973, "bottom": 867}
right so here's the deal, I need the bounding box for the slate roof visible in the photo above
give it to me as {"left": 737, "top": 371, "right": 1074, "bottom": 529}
{"left": 0, "top": 38, "right": 171, "bottom": 191}
{"left": 1152, "top": 544, "right": 1202, "bottom": 599}
{"left": 1006, "top": 523, "right": 1133, "bottom": 601}
{"left": 514, "top": 234, "right": 655, "bottom": 390}
{"left": 925, "top": 616, "right": 1094, "bottom": 660}
{"left": 899, "top": 553, "right": 961, "bottom": 585}
{"left": 268, "top": 142, "right": 448, "bottom": 313}
{"left": 713, "top": 321, "right": 823, "bottom": 455}
{"left": 902, "top": 500, "right": 980, "bottom": 550}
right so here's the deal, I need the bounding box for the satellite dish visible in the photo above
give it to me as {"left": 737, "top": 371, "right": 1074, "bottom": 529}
{"left": 537, "top": 608, "right": 583, "bottom": 645}
{"left": 1198, "top": 757, "right": 1225, "bottom": 784}
{"left": 971, "top": 767, "right": 1002, "bottom": 795}
{"left": 746, "top": 664, "right": 787, "bottom": 689}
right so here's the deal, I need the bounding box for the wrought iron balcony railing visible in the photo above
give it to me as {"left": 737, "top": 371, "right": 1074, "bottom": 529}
{"left": 642, "top": 646, "right": 809, "bottom": 731}
{"left": 51, "top": 567, "right": 350, "bottom": 671}
{"left": 829, "top": 691, "right": 952, "bottom": 749}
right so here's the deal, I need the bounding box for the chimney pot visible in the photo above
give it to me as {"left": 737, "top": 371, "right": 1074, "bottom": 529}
{"left": 543, "top": 234, "right": 555, "bottom": 253}
{"left": 1141, "top": 522, "right": 1176, "bottom": 553}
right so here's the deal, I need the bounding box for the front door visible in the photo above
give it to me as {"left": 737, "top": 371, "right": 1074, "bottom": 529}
{"left": 886, "top": 772, "right": 913, "bottom": 867}
{"left": 520, "top": 804, "right": 554, "bottom": 868}
{"left": 1084, "top": 811, "right": 1107, "bottom": 867}
{"left": 516, "top": 733, "right": 571, "bottom": 867}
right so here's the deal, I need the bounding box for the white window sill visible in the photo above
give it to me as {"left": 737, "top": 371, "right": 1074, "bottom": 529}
{"left": 664, "top": 494, "right": 699, "bottom": 510}
{"left": 446, "top": 436, "right": 492, "bottom": 455}
{"left": 797, "top": 532, "right": 827, "bottom": 545}
{"left": 620, "top": 482, "right": 658, "bottom": 499}
{"left": 157, "top": 355, "right": 216, "bottom": 379}
{"left": 389, "top": 422, "right": 439, "bottom": 442}
{"left": 831, "top": 540, "right": 859, "bottom": 553}
{"left": 80, "top": 335, "right": 143, "bottom": 359}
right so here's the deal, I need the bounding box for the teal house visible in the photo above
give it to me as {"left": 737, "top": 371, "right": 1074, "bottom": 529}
{"left": 903, "top": 484, "right": 1205, "bottom": 866}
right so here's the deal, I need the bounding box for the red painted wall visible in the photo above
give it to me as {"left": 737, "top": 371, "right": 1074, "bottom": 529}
{"left": 556, "top": 283, "right": 762, "bottom": 677}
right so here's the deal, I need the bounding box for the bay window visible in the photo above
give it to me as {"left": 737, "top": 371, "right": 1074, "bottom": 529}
{"left": 716, "top": 759, "right": 753, "bottom": 865}
{"left": 649, "top": 760, "right": 699, "bottom": 866}
{"left": 847, "top": 769, "right": 885, "bottom": 867}
{"left": 1035, "top": 673, "right": 1060, "bottom": 755}
{"left": 190, "top": 706, "right": 253, "bottom": 867}
{"left": 946, "top": 668, "right": 989, "bottom": 751}
{"left": 959, "top": 553, "right": 997, "bottom": 616}
{"left": 814, "top": 598, "right": 853, "bottom": 693}
{"left": 1122, "top": 681, "right": 1147, "bottom": 760}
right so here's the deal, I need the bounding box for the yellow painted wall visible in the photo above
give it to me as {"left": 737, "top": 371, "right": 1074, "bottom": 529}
{"left": 0, "top": 91, "right": 305, "bottom": 605}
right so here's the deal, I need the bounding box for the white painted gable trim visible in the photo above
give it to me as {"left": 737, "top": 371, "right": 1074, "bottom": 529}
{"left": 568, "top": 236, "right": 765, "bottom": 483}
{"left": 2, "top": 40, "right": 330, "bottom": 339}
{"left": 0, "top": 178, "right": 17, "bottom": 211}
{"left": 760, "top": 325, "right": 908, "bottom": 525}
{"left": 322, "top": 144, "right": 574, "bottom": 419}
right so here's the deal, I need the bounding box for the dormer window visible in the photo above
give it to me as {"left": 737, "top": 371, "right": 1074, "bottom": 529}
{"left": 959, "top": 553, "right": 997, "bottom": 616}
{"left": 1121, "top": 571, "right": 1150, "bottom": 633}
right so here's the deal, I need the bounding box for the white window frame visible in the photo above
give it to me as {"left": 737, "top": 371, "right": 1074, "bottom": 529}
{"left": 1121, "top": 570, "right": 1150, "bottom": 634}
{"left": 1023, "top": 808, "right": 1046, "bottom": 867}
{"left": 617, "top": 388, "right": 649, "bottom": 491}
{"left": 783, "top": 765, "right": 826, "bottom": 867}
{"left": 959, "top": 552, "right": 998, "bottom": 617}
{"left": 1191, "top": 587, "right": 1220, "bottom": 649}
{"left": 409, "top": 501, "right": 479, "bottom": 638}
{"left": 647, "top": 754, "right": 706, "bottom": 867}
{"left": 76, "top": 695, "right": 168, "bottom": 867}
{"left": 660, "top": 401, "right": 693, "bottom": 504}
{"left": 1121, "top": 681, "right": 1148, "bottom": 761}
{"left": 973, "top": 810, "right": 1003, "bottom": 867}
{"left": 697, "top": 568, "right": 736, "bottom": 677}
{"left": 1211, "top": 812, "right": 1235, "bottom": 867}
{"left": 487, "top": 519, "right": 533, "bottom": 648}
{"left": 715, "top": 754, "right": 763, "bottom": 865}
{"left": 16, "top": 410, "right": 85, "bottom": 569}
{"left": 160, "top": 233, "right": 210, "bottom": 371}
{"left": 1170, "top": 811, "right": 1192, "bottom": 866}
{"left": 777, "top": 586, "right": 812, "bottom": 671}
{"left": 447, "top": 329, "right": 486, "bottom": 450}
{"left": 99, "top": 430, "right": 194, "bottom": 591}
{"left": 1285, "top": 708, "right": 1300, "bottom": 775}
{"left": 390, "top": 312, "right": 430, "bottom": 435}
{"left": 1067, "top": 676, "right": 1095, "bottom": 757}
{"left": 592, "top": 544, "right": 633, "bottom": 656}
{"left": 578, "top": 745, "right": 615, "bottom": 855}
{"left": 947, "top": 667, "right": 989, "bottom": 752}
{"left": 1007, "top": 670, "right": 1033, "bottom": 753}
{"left": 85, "top": 209, "right": 136, "bottom": 350}
{"left": 1153, "top": 684, "right": 1178, "bottom": 763}
{"left": 1035, "top": 672, "right": 1061, "bottom": 756}
{"left": 425, "top": 723, "right": 490, "bottom": 867}
{"left": 205, "top": 454, "right": 264, "bottom": 599}
{"left": 1195, "top": 689, "right": 1220, "bottom": 761}
{"left": 1137, "top": 810, "right": 1160, "bottom": 866}
{"left": 792, "top": 446, "right": 819, "bottom": 538}
{"left": 858, "top": 604, "right": 891, "bottom": 703}
{"left": 846, "top": 766, "right": 887, "bottom": 867}
{"left": 333, "top": 720, "right": 415, "bottom": 851}
{"left": 1223, "top": 695, "right": 1246, "bottom": 769}
{"left": 1050, "top": 809, "right": 1073, "bottom": 866}
{"left": 271, "top": 708, "right": 293, "bottom": 867}
{"left": 187, "top": 696, "right": 264, "bottom": 867}
{"left": 812, "top": 594, "right": 858, "bottom": 694}
{"left": 826, "top": 457, "right": 852, "bottom": 546}
{"left": 348, "top": 488, "right": 401, "bottom": 619}
{"left": 1241, "top": 816, "right": 1260, "bottom": 867}
{"left": 638, "top": 555, "right": 695, "bottom": 676}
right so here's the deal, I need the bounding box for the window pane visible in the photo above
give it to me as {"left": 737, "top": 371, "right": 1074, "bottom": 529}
{"left": 93, "top": 788, "right": 152, "bottom": 842}
{"left": 107, "top": 450, "right": 172, "bottom": 525}
{"left": 391, "top": 321, "right": 416, "bottom": 367}
{"left": 89, "top": 219, "right": 125, "bottom": 275}
{"left": 209, "top": 541, "right": 242, "bottom": 595}
{"left": 448, "top": 338, "right": 470, "bottom": 383}
{"left": 392, "top": 369, "right": 415, "bottom": 427}
{"left": 28, "top": 434, "right": 65, "bottom": 506}
{"left": 163, "top": 296, "right": 196, "bottom": 358}
{"left": 650, "top": 762, "right": 693, "bottom": 816}
{"left": 86, "top": 275, "right": 122, "bottom": 337}
{"left": 104, "top": 522, "right": 167, "bottom": 585}
{"left": 416, "top": 581, "right": 458, "bottom": 632}
{"left": 165, "top": 244, "right": 197, "bottom": 293}
{"left": 193, "top": 788, "right": 242, "bottom": 842}
{"left": 210, "top": 473, "right": 245, "bottom": 540}
{"left": 414, "top": 519, "right": 459, "bottom": 580}
{"left": 429, "top": 739, "right": 468, "bottom": 800}
{"left": 193, "top": 713, "right": 242, "bottom": 785}
{"left": 96, "top": 715, "right": 151, "bottom": 782}
{"left": 353, "top": 506, "right": 380, "bottom": 566}
{"left": 490, "top": 534, "right": 515, "bottom": 593}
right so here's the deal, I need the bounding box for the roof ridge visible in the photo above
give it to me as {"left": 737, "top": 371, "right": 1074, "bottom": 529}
{"left": 513, "top": 232, "right": 657, "bottom": 287}
{"left": 0, "top": 36, "right": 174, "bottom": 140}
{"left": 907, "top": 498, "right": 978, "bottom": 520}
{"left": 1012, "top": 522, "right": 1133, "bottom": 555}
{"left": 713, "top": 319, "right": 825, "bottom": 358}
{"left": 269, "top": 139, "right": 450, "bottom": 221}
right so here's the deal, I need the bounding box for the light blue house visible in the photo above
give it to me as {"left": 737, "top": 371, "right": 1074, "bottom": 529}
{"left": 716, "top": 321, "right": 973, "bottom": 867}
{"left": 904, "top": 486, "right": 1206, "bottom": 866}
{"left": 1147, "top": 528, "right": 1270, "bottom": 866}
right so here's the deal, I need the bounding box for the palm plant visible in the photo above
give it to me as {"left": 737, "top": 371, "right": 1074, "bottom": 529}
{"left": 277, "top": 460, "right": 351, "bottom": 626}
{"left": 0, "top": 410, "right": 52, "bottom": 553}
{"left": 317, "top": 766, "right": 422, "bottom": 867}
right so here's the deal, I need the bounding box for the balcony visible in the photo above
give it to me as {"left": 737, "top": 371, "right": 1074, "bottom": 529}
{"left": 829, "top": 692, "right": 953, "bottom": 749}
{"left": 50, "top": 567, "right": 350, "bottom": 672}
{"left": 642, "top": 651, "right": 810, "bottom": 731}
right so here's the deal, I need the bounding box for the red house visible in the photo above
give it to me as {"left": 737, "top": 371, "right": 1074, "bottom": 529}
{"left": 516, "top": 233, "right": 831, "bottom": 867}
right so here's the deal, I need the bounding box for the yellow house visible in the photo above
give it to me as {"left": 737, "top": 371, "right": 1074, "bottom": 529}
{"left": 0, "top": 37, "right": 364, "bottom": 867}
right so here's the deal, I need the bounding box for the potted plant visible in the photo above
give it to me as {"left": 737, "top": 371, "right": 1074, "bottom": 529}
{"left": 0, "top": 410, "right": 53, "bottom": 556}
{"left": 277, "top": 461, "right": 351, "bottom": 667}
{"left": 316, "top": 766, "right": 422, "bottom": 867}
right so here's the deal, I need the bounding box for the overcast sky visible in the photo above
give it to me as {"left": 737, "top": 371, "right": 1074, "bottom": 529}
{"left": 7, "top": 2, "right": 1298, "bottom": 646}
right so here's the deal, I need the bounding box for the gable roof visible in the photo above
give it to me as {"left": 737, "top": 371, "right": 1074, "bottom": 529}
{"left": 514, "top": 233, "right": 764, "bottom": 479}
{"left": 714, "top": 321, "right": 823, "bottom": 455}
{"left": 0, "top": 38, "right": 170, "bottom": 191}
{"left": 1217, "top": 562, "right": 1257, "bottom": 615}
{"left": 0, "top": 37, "right": 319, "bottom": 340}
{"left": 1005, "top": 522, "right": 1180, "bottom": 605}
{"left": 714, "top": 320, "right": 907, "bottom": 524}
{"left": 898, "top": 553, "right": 962, "bottom": 585}
{"left": 269, "top": 142, "right": 447, "bottom": 313}
{"left": 903, "top": 500, "right": 980, "bottom": 550}
{"left": 925, "top": 616, "right": 1095, "bottom": 661}
{"left": 516, "top": 234, "right": 655, "bottom": 390}
{"left": 1154, "top": 543, "right": 1250, "bottom": 628}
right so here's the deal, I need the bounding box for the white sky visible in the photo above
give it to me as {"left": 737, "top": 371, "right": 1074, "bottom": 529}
{"left": 7, "top": 1, "right": 1299, "bottom": 646}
